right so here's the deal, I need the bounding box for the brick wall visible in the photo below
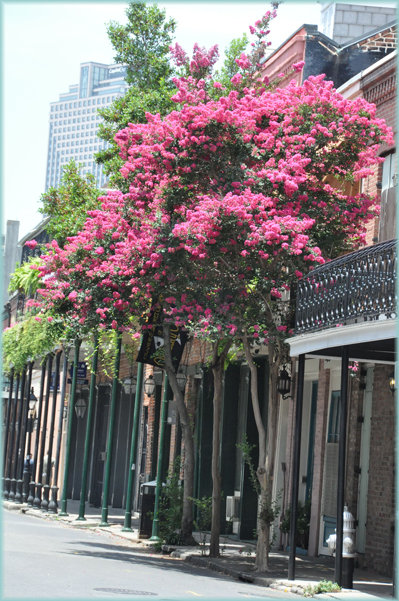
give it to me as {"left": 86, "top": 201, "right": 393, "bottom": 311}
{"left": 358, "top": 27, "right": 397, "bottom": 53}
{"left": 364, "top": 364, "right": 395, "bottom": 576}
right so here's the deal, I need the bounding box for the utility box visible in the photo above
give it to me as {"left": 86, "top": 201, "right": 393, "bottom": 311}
{"left": 139, "top": 480, "right": 157, "bottom": 538}
{"left": 226, "top": 495, "right": 240, "bottom": 520}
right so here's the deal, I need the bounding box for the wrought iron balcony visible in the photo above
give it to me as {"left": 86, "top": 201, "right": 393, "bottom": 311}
{"left": 294, "top": 239, "right": 397, "bottom": 334}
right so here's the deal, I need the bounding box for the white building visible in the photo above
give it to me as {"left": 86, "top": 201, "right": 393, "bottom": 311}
{"left": 45, "top": 62, "right": 128, "bottom": 190}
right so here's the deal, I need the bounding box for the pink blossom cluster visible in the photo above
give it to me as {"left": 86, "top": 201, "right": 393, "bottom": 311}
{"left": 34, "top": 58, "right": 393, "bottom": 347}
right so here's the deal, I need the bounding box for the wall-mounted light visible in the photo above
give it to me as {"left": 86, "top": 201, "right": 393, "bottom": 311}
{"left": 389, "top": 373, "right": 396, "bottom": 394}
{"left": 28, "top": 387, "right": 38, "bottom": 413}
{"left": 277, "top": 365, "right": 292, "bottom": 400}
{"left": 144, "top": 375, "right": 156, "bottom": 397}
{"left": 123, "top": 375, "right": 137, "bottom": 395}
{"left": 75, "top": 398, "right": 87, "bottom": 419}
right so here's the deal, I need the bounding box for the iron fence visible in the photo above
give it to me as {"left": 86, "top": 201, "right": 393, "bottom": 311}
{"left": 294, "top": 239, "right": 397, "bottom": 334}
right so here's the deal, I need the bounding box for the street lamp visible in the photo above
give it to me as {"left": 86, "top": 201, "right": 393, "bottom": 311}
{"left": 144, "top": 375, "right": 156, "bottom": 397}
{"left": 74, "top": 398, "right": 87, "bottom": 419}
{"left": 277, "top": 365, "right": 292, "bottom": 400}
{"left": 28, "top": 387, "right": 38, "bottom": 414}
{"left": 123, "top": 375, "right": 137, "bottom": 395}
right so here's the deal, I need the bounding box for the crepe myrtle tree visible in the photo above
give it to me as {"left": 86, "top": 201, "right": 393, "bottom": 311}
{"left": 108, "top": 40, "right": 392, "bottom": 567}
{"left": 35, "top": 2, "right": 393, "bottom": 563}
{"left": 35, "top": 190, "right": 200, "bottom": 544}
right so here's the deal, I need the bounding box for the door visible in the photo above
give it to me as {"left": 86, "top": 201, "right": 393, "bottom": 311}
{"left": 319, "top": 388, "right": 341, "bottom": 554}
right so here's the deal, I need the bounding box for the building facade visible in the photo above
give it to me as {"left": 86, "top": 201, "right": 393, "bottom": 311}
{"left": 260, "top": 5, "right": 396, "bottom": 580}
{"left": 45, "top": 62, "right": 128, "bottom": 190}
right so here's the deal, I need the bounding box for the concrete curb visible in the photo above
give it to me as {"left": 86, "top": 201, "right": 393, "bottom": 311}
{"left": 4, "top": 502, "right": 387, "bottom": 598}
{"left": 185, "top": 555, "right": 382, "bottom": 599}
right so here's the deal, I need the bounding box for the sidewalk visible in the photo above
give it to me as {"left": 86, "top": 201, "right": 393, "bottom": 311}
{"left": 4, "top": 500, "right": 393, "bottom": 599}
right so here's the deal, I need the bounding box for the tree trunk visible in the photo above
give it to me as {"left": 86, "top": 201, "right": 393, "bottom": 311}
{"left": 209, "top": 340, "right": 231, "bottom": 557}
{"left": 163, "top": 324, "right": 195, "bottom": 544}
{"left": 243, "top": 335, "right": 281, "bottom": 572}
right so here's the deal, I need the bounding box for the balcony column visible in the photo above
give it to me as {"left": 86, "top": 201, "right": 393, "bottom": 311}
{"left": 335, "top": 346, "right": 349, "bottom": 586}
{"left": 49, "top": 347, "right": 70, "bottom": 513}
{"left": 34, "top": 353, "right": 53, "bottom": 509}
{"left": 2, "top": 368, "right": 14, "bottom": 495}
{"left": 45, "top": 350, "right": 62, "bottom": 513}
{"left": 32, "top": 360, "right": 47, "bottom": 508}
{"left": 4, "top": 371, "right": 18, "bottom": 499}
{"left": 21, "top": 361, "right": 34, "bottom": 503}
{"left": 288, "top": 354, "right": 305, "bottom": 580}
{"left": 11, "top": 367, "right": 27, "bottom": 502}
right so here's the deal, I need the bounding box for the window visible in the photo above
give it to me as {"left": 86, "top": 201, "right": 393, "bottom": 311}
{"left": 382, "top": 152, "right": 397, "bottom": 190}
{"left": 80, "top": 67, "right": 89, "bottom": 98}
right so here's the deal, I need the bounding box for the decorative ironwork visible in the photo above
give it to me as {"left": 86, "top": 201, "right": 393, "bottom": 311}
{"left": 294, "top": 239, "right": 397, "bottom": 334}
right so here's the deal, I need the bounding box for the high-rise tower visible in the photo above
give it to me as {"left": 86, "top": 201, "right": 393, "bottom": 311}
{"left": 45, "top": 62, "right": 128, "bottom": 190}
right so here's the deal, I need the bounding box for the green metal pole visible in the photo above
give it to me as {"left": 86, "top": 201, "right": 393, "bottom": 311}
{"left": 100, "top": 332, "right": 122, "bottom": 527}
{"left": 149, "top": 372, "right": 169, "bottom": 542}
{"left": 77, "top": 333, "right": 99, "bottom": 521}
{"left": 59, "top": 339, "right": 81, "bottom": 516}
{"left": 122, "top": 361, "right": 144, "bottom": 531}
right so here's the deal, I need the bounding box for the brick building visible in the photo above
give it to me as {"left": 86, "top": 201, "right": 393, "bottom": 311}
{"left": 258, "top": 5, "right": 396, "bottom": 580}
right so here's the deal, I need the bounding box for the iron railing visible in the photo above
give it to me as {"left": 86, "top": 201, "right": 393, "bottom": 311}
{"left": 294, "top": 239, "right": 397, "bottom": 334}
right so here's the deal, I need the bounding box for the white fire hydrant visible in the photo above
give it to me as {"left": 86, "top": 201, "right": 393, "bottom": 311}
{"left": 326, "top": 506, "right": 356, "bottom": 558}
{"left": 326, "top": 506, "right": 356, "bottom": 588}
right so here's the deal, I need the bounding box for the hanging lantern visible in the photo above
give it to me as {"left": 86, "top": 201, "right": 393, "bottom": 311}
{"left": 144, "top": 375, "right": 156, "bottom": 397}
{"left": 277, "top": 365, "right": 291, "bottom": 400}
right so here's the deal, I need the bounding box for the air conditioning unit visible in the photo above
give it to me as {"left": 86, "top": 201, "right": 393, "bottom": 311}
{"left": 226, "top": 495, "right": 240, "bottom": 520}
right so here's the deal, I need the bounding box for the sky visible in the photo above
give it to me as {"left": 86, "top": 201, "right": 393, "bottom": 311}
{"left": 1, "top": 0, "right": 395, "bottom": 240}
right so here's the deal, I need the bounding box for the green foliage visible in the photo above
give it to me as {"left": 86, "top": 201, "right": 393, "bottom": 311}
{"left": 107, "top": 1, "right": 176, "bottom": 88}
{"left": 8, "top": 257, "right": 43, "bottom": 295}
{"left": 238, "top": 435, "right": 280, "bottom": 533}
{"left": 2, "top": 315, "right": 65, "bottom": 374}
{"left": 303, "top": 580, "right": 341, "bottom": 597}
{"left": 237, "top": 436, "right": 260, "bottom": 495}
{"left": 213, "top": 34, "right": 249, "bottom": 91}
{"left": 39, "top": 160, "right": 101, "bottom": 247}
{"left": 92, "top": 329, "right": 119, "bottom": 379}
{"left": 190, "top": 495, "right": 212, "bottom": 552}
{"left": 158, "top": 456, "right": 184, "bottom": 545}
{"left": 280, "top": 500, "right": 311, "bottom": 549}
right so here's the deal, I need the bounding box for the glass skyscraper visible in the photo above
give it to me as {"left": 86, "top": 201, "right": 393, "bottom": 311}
{"left": 45, "top": 61, "right": 128, "bottom": 190}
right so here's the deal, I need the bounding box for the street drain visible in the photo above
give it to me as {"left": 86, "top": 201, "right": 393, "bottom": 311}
{"left": 94, "top": 588, "right": 157, "bottom": 596}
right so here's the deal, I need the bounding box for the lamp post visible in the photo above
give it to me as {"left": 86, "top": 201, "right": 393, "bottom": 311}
{"left": 122, "top": 363, "right": 143, "bottom": 531}
{"left": 77, "top": 333, "right": 99, "bottom": 521}
{"left": 149, "top": 372, "right": 169, "bottom": 542}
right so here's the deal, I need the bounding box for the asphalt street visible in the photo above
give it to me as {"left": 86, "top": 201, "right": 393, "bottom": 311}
{"left": 3, "top": 511, "right": 298, "bottom": 600}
